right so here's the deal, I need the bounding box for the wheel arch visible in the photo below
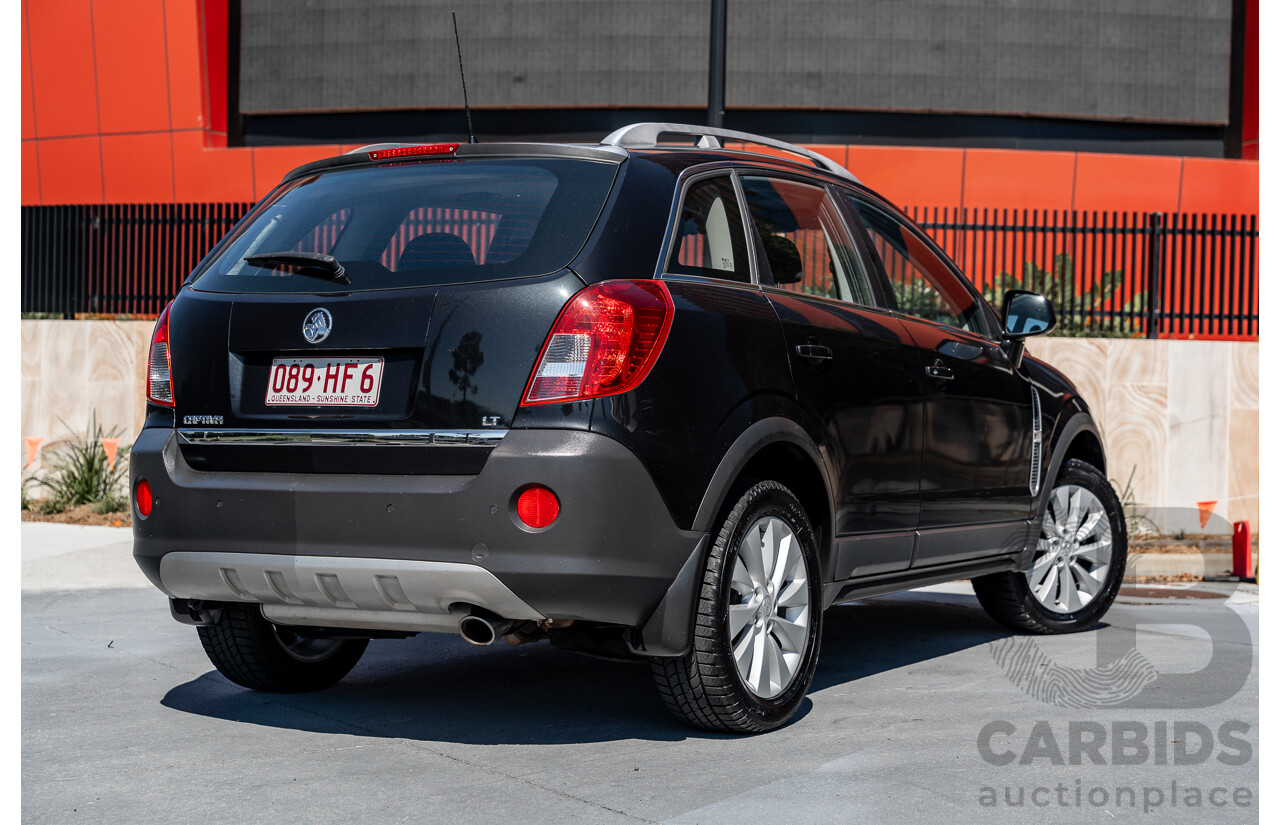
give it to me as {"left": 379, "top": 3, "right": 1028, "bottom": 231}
{"left": 691, "top": 418, "right": 834, "bottom": 572}
{"left": 630, "top": 417, "right": 834, "bottom": 658}
{"left": 1041, "top": 412, "right": 1105, "bottom": 501}
{"left": 1024, "top": 410, "right": 1106, "bottom": 568}
{"left": 1058, "top": 425, "right": 1105, "bottom": 478}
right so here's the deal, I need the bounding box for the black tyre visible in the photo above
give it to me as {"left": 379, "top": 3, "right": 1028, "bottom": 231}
{"left": 973, "top": 459, "right": 1128, "bottom": 633}
{"left": 197, "top": 603, "right": 368, "bottom": 692}
{"left": 652, "top": 480, "right": 823, "bottom": 734}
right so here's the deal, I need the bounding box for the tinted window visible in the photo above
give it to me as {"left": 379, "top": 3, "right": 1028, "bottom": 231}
{"left": 740, "top": 176, "right": 873, "bottom": 306}
{"left": 666, "top": 176, "right": 751, "bottom": 283}
{"left": 193, "top": 159, "right": 618, "bottom": 294}
{"left": 847, "top": 196, "right": 990, "bottom": 335}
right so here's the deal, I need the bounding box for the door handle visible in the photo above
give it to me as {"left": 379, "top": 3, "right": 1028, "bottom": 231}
{"left": 795, "top": 343, "right": 834, "bottom": 362}
{"left": 925, "top": 359, "right": 955, "bottom": 383}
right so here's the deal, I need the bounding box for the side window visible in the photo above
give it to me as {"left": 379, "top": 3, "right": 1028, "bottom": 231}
{"left": 846, "top": 197, "right": 990, "bottom": 335}
{"left": 739, "top": 176, "right": 873, "bottom": 306}
{"left": 666, "top": 176, "right": 751, "bottom": 283}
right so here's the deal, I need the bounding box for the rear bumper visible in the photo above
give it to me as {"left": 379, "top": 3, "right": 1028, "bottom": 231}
{"left": 131, "top": 427, "right": 704, "bottom": 630}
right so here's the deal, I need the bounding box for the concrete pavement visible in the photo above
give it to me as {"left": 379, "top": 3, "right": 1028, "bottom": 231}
{"left": 22, "top": 523, "right": 1259, "bottom": 824}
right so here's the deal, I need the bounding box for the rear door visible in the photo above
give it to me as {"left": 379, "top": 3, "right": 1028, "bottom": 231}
{"left": 169, "top": 154, "right": 619, "bottom": 475}
{"left": 842, "top": 192, "right": 1035, "bottom": 566}
{"left": 740, "top": 174, "right": 925, "bottom": 578}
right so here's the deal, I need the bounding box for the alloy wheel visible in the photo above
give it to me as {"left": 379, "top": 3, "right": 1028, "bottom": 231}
{"left": 727, "top": 516, "right": 812, "bottom": 699}
{"left": 272, "top": 628, "right": 345, "bottom": 663}
{"left": 1026, "top": 484, "right": 1115, "bottom": 614}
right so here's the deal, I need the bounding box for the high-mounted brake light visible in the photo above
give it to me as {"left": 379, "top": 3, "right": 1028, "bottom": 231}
{"left": 147, "top": 302, "right": 175, "bottom": 407}
{"left": 367, "top": 144, "right": 460, "bottom": 160}
{"left": 522, "top": 280, "right": 674, "bottom": 405}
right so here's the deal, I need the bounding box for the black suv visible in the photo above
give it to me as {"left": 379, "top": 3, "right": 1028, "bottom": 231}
{"left": 132, "top": 123, "right": 1126, "bottom": 733}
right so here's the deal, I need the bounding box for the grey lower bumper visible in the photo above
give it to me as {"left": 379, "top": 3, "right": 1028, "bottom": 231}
{"left": 132, "top": 427, "right": 704, "bottom": 628}
{"left": 160, "top": 552, "right": 544, "bottom": 633}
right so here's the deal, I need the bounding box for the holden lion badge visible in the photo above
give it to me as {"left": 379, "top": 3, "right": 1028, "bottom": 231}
{"left": 302, "top": 308, "right": 332, "bottom": 344}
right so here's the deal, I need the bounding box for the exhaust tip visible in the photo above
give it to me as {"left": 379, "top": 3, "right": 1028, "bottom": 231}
{"left": 458, "top": 614, "right": 506, "bottom": 646}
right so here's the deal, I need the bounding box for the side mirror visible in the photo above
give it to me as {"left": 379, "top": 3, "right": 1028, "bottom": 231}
{"left": 1000, "top": 290, "right": 1056, "bottom": 369}
{"left": 1002, "top": 290, "right": 1057, "bottom": 338}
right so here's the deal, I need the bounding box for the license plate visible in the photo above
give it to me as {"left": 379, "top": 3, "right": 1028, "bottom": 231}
{"left": 265, "top": 357, "right": 384, "bottom": 406}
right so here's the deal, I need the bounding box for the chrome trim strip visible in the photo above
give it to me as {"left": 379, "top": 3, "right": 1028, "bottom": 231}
{"left": 177, "top": 428, "right": 508, "bottom": 447}
{"left": 1029, "top": 387, "right": 1043, "bottom": 496}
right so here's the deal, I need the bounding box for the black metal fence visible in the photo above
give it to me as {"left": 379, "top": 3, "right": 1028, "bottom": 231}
{"left": 20, "top": 203, "right": 1259, "bottom": 339}
{"left": 21, "top": 203, "right": 252, "bottom": 318}
{"left": 906, "top": 208, "right": 1259, "bottom": 339}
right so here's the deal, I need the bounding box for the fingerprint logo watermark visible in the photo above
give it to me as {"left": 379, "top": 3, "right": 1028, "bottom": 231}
{"left": 991, "top": 636, "right": 1158, "bottom": 708}
{"left": 989, "top": 506, "right": 1253, "bottom": 709}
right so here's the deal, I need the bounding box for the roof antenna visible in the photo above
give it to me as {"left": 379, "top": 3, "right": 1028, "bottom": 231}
{"left": 452, "top": 11, "right": 477, "bottom": 144}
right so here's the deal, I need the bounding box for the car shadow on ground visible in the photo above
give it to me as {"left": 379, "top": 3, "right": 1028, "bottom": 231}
{"left": 161, "top": 589, "right": 1012, "bottom": 745}
{"left": 810, "top": 589, "right": 1013, "bottom": 692}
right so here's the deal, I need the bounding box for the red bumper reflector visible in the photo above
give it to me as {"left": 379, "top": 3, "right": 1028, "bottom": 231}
{"left": 135, "top": 479, "right": 153, "bottom": 517}
{"left": 516, "top": 486, "right": 559, "bottom": 529}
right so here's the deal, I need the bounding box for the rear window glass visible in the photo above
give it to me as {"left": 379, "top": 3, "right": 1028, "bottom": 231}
{"left": 192, "top": 158, "right": 618, "bottom": 294}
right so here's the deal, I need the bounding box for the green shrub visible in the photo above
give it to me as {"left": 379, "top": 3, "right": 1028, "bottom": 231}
{"left": 983, "top": 253, "right": 1146, "bottom": 338}
{"left": 93, "top": 490, "right": 129, "bottom": 515}
{"left": 1111, "top": 465, "right": 1156, "bottom": 536}
{"left": 33, "top": 414, "right": 130, "bottom": 511}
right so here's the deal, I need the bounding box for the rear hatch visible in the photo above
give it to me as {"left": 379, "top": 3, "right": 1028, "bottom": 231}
{"left": 166, "top": 149, "right": 621, "bottom": 474}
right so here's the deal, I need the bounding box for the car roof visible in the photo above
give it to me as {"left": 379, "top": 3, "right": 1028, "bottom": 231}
{"left": 279, "top": 123, "right": 866, "bottom": 192}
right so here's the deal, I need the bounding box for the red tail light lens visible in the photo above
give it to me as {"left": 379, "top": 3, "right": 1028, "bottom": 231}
{"left": 147, "top": 302, "right": 175, "bottom": 407}
{"left": 522, "top": 280, "right": 674, "bottom": 404}
{"left": 135, "top": 478, "right": 153, "bottom": 517}
{"left": 516, "top": 486, "right": 559, "bottom": 529}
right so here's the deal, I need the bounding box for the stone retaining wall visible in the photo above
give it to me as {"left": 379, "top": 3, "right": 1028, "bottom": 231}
{"left": 19, "top": 320, "right": 1259, "bottom": 534}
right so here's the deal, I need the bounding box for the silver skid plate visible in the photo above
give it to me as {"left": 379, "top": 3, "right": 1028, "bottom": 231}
{"left": 158, "top": 552, "right": 544, "bottom": 633}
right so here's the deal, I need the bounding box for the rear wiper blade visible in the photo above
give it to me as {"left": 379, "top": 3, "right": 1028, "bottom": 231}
{"left": 243, "top": 251, "right": 350, "bottom": 285}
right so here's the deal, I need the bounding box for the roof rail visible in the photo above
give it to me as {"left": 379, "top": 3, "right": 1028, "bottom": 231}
{"left": 346, "top": 143, "right": 405, "bottom": 155}
{"left": 600, "top": 122, "right": 860, "bottom": 184}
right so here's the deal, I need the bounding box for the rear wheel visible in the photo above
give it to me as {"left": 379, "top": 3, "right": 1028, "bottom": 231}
{"left": 974, "top": 459, "right": 1128, "bottom": 633}
{"left": 652, "top": 480, "right": 822, "bottom": 733}
{"left": 197, "top": 603, "right": 368, "bottom": 692}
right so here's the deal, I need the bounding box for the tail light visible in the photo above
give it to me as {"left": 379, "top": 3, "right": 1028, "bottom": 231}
{"left": 147, "top": 302, "right": 175, "bottom": 407}
{"left": 522, "top": 280, "right": 674, "bottom": 404}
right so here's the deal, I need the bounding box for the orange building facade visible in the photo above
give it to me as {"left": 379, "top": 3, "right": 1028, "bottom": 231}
{"left": 21, "top": 0, "right": 1258, "bottom": 215}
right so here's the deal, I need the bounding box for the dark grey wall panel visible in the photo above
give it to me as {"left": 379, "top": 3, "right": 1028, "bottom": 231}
{"left": 726, "top": 0, "right": 1232, "bottom": 124}
{"left": 240, "top": 0, "right": 708, "bottom": 112}
{"left": 241, "top": 0, "right": 1232, "bottom": 125}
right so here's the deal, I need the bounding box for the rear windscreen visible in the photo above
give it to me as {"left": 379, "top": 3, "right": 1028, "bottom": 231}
{"left": 191, "top": 158, "right": 619, "bottom": 293}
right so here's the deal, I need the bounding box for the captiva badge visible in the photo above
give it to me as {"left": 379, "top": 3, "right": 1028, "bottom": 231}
{"left": 303, "top": 308, "right": 332, "bottom": 344}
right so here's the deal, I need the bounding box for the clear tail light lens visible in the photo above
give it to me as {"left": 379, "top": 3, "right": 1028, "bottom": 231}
{"left": 522, "top": 280, "right": 674, "bottom": 404}
{"left": 147, "top": 302, "right": 175, "bottom": 407}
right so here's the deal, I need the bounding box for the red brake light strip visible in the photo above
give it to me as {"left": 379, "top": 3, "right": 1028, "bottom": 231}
{"left": 367, "top": 144, "right": 460, "bottom": 161}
